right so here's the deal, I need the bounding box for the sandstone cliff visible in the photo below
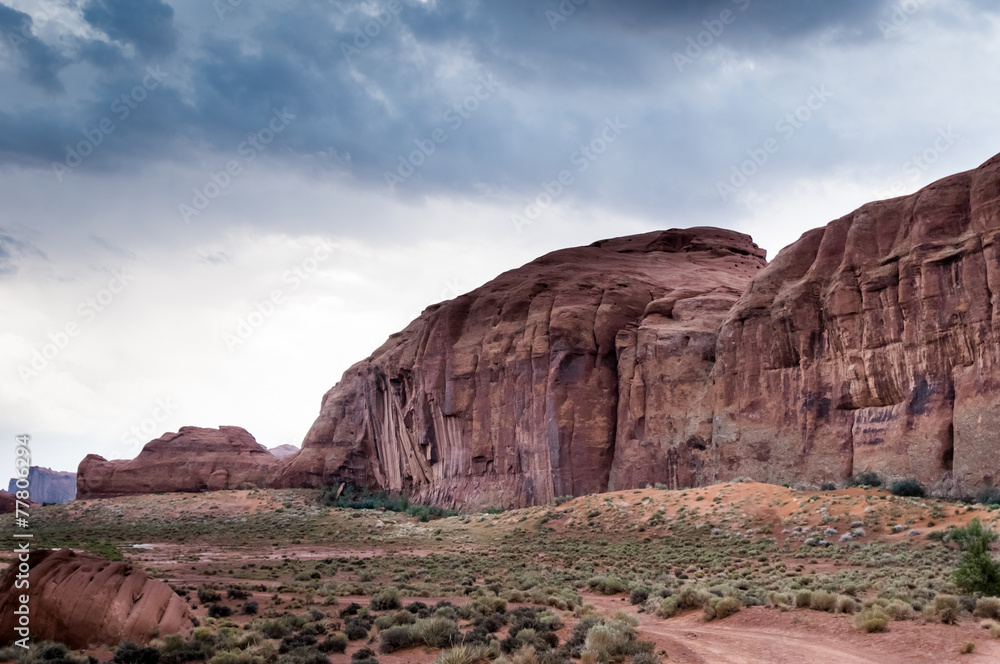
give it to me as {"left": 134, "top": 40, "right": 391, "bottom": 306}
{"left": 712, "top": 152, "right": 1000, "bottom": 497}
{"left": 7, "top": 467, "right": 76, "bottom": 503}
{"left": 0, "top": 549, "right": 192, "bottom": 648}
{"left": 77, "top": 426, "right": 278, "bottom": 499}
{"left": 276, "top": 228, "right": 766, "bottom": 508}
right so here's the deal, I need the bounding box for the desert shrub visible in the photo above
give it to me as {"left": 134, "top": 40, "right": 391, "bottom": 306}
{"left": 884, "top": 600, "right": 914, "bottom": 621}
{"left": 197, "top": 586, "right": 222, "bottom": 604}
{"left": 373, "top": 610, "right": 416, "bottom": 630}
{"left": 810, "top": 591, "right": 836, "bottom": 612}
{"left": 587, "top": 575, "right": 627, "bottom": 595}
{"left": 350, "top": 648, "right": 378, "bottom": 663}
{"left": 629, "top": 588, "right": 650, "bottom": 605}
{"left": 275, "top": 648, "right": 328, "bottom": 664}
{"left": 847, "top": 471, "right": 883, "bottom": 487}
{"left": 630, "top": 654, "right": 662, "bottom": 664}
{"left": 260, "top": 620, "right": 292, "bottom": 640}
{"left": 433, "top": 644, "right": 494, "bottom": 664}
{"left": 854, "top": 606, "right": 889, "bottom": 633}
{"left": 974, "top": 597, "right": 1000, "bottom": 620}
{"left": 889, "top": 478, "right": 926, "bottom": 497}
{"left": 208, "top": 605, "right": 233, "bottom": 618}
{"left": 227, "top": 588, "right": 251, "bottom": 600}
{"left": 339, "top": 603, "right": 362, "bottom": 617}
{"left": 315, "top": 634, "right": 346, "bottom": 655}
{"left": 378, "top": 626, "right": 415, "bottom": 654}
{"left": 975, "top": 487, "right": 1000, "bottom": 506}
{"left": 795, "top": 590, "right": 812, "bottom": 609}
{"left": 928, "top": 595, "right": 962, "bottom": 625}
{"left": 279, "top": 635, "right": 317, "bottom": 654}
{"left": 242, "top": 601, "right": 259, "bottom": 615}
{"left": 370, "top": 588, "right": 402, "bottom": 612}
{"left": 703, "top": 596, "right": 741, "bottom": 621}
{"left": 114, "top": 643, "right": 161, "bottom": 664}
{"left": 835, "top": 595, "right": 857, "bottom": 614}
{"left": 655, "top": 597, "right": 679, "bottom": 619}
{"left": 820, "top": 483, "right": 837, "bottom": 491}
{"left": 344, "top": 618, "right": 371, "bottom": 641}
{"left": 953, "top": 519, "right": 1000, "bottom": 595}
{"left": 411, "top": 617, "right": 460, "bottom": 648}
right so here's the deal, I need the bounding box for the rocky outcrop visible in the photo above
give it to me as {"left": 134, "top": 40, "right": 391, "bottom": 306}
{"left": 268, "top": 444, "right": 299, "bottom": 459}
{"left": 276, "top": 228, "right": 766, "bottom": 508}
{"left": 0, "top": 491, "right": 37, "bottom": 514}
{"left": 712, "top": 153, "right": 1000, "bottom": 497}
{"left": 77, "top": 426, "right": 279, "bottom": 499}
{"left": 7, "top": 467, "right": 76, "bottom": 503}
{"left": 0, "top": 549, "right": 191, "bottom": 648}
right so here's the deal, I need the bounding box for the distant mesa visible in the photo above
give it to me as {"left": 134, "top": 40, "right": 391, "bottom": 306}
{"left": 0, "top": 549, "right": 192, "bottom": 648}
{"left": 76, "top": 426, "right": 279, "bottom": 500}
{"left": 268, "top": 444, "right": 299, "bottom": 459}
{"left": 7, "top": 466, "right": 76, "bottom": 504}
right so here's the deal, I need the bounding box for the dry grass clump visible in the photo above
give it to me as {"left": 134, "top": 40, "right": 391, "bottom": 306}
{"left": 854, "top": 606, "right": 889, "bottom": 633}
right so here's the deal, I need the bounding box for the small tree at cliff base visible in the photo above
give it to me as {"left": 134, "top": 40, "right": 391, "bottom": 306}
{"left": 953, "top": 518, "right": 1000, "bottom": 596}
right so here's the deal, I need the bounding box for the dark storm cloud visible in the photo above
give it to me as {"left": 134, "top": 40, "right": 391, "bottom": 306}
{"left": 82, "top": 0, "right": 179, "bottom": 59}
{"left": 0, "top": 0, "right": 984, "bottom": 221}
{"left": 0, "top": 4, "right": 69, "bottom": 92}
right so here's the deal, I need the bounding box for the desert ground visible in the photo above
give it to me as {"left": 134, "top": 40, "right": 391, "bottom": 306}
{"left": 5, "top": 482, "right": 1000, "bottom": 664}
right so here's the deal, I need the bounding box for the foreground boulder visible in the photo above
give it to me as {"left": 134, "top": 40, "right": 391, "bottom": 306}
{"left": 77, "top": 426, "right": 278, "bottom": 499}
{"left": 713, "top": 152, "right": 1000, "bottom": 496}
{"left": 276, "top": 228, "right": 766, "bottom": 508}
{"left": 0, "top": 549, "right": 191, "bottom": 648}
{"left": 7, "top": 467, "right": 76, "bottom": 503}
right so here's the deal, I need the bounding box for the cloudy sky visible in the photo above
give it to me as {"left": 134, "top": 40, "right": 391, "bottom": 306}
{"left": 1, "top": 0, "right": 998, "bottom": 480}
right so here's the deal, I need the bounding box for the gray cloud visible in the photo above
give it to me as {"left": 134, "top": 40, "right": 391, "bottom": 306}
{"left": 82, "top": 0, "right": 179, "bottom": 59}
{"left": 0, "top": 4, "right": 69, "bottom": 92}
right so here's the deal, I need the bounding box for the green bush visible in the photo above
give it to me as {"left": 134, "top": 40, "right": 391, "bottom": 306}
{"left": 847, "top": 471, "right": 883, "bottom": 488}
{"left": 410, "top": 617, "right": 459, "bottom": 648}
{"left": 114, "top": 643, "right": 161, "bottom": 664}
{"left": 953, "top": 519, "right": 1000, "bottom": 595}
{"left": 197, "top": 586, "right": 222, "bottom": 604}
{"left": 975, "top": 487, "right": 1000, "bottom": 506}
{"left": 889, "top": 479, "right": 926, "bottom": 498}
{"left": 317, "top": 635, "right": 347, "bottom": 654}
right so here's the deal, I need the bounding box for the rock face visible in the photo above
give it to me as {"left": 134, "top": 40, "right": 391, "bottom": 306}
{"left": 77, "top": 426, "right": 279, "bottom": 499}
{"left": 0, "top": 491, "right": 37, "bottom": 514}
{"left": 7, "top": 467, "right": 76, "bottom": 503}
{"left": 0, "top": 549, "right": 191, "bottom": 648}
{"left": 276, "top": 228, "right": 766, "bottom": 508}
{"left": 712, "top": 153, "right": 1000, "bottom": 497}
{"left": 268, "top": 444, "right": 299, "bottom": 459}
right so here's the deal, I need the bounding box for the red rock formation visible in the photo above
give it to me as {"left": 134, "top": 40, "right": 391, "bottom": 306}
{"left": 713, "top": 153, "right": 1000, "bottom": 496}
{"left": 77, "top": 426, "right": 278, "bottom": 499}
{"left": 0, "top": 491, "right": 37, "bottom": 514}
{"left": 277, "top": 229, "right": 766, "bottom": 508}
{"left": 0, "top": 549, "right": 191, "bottom": 648}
